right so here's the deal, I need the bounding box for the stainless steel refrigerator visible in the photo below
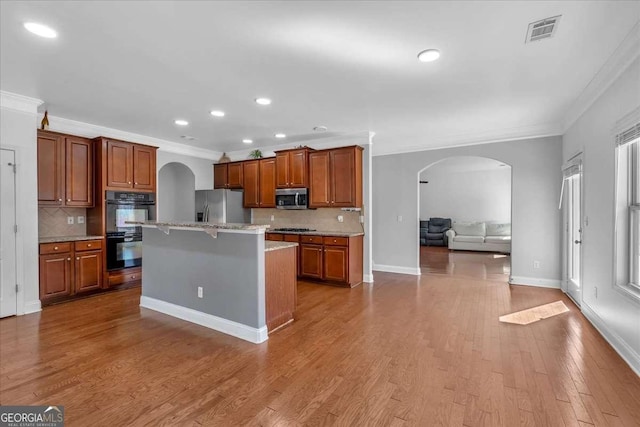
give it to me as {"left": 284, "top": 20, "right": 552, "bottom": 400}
{"left": 195, "top": 189, "right": 250, "bottom": 223}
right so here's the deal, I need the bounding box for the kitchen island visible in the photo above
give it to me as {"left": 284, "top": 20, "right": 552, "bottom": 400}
{"left": 131, "top": 221, "right": 297, "bottom": 343}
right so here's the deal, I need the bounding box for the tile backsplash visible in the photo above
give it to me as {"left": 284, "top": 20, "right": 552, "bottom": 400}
{"left": 252, "top": 208, "right": 364, "bottom": 233}
{"left": 39, "top": 207, "right": 87, "bottom": 237}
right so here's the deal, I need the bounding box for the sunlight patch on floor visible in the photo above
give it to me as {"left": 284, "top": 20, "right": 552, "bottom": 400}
{"left": 499, "top": 301, "right": 569, "bottom": 325}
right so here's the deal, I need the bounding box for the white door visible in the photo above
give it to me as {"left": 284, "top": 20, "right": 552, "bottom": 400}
{"left": 564, "top": 163, "right": 583, "bottom": 305}
{"left": 1, "top": 148, "right": 18, "bottom": 317}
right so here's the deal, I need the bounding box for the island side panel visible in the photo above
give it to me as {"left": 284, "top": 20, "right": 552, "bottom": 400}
{"left": 141, "top": 228, "right": 266, "bottom": 329}
{"left": 265, "top": 245, "right": 297, "bottom": 332}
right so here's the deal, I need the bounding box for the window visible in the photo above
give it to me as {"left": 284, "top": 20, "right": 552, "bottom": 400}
{"left": 615, "top": 123, "right": 640, "bottom": 299}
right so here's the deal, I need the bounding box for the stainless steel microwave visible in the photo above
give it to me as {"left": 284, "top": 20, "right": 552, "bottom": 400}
{"left": 275, "top": 188, "right": 308, "bottom": 209}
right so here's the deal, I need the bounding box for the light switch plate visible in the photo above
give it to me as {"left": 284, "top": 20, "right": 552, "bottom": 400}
{"left": 67, "top": 216, "right": 74, "bottom": 225}
{"left": 77, "top": 216, "right": 85, "bottom": 224}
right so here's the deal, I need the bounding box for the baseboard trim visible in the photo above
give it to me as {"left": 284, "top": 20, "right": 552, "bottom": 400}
{"left": 580, "top": 302, "right": 640, "bottom": 376}
{"left": 140, "top": 296, "right": 268, "bottom": 344}
{"left": 509, "top": 276, "right": 561, "bottom": 289}
{"left": 363, "top": 274, "right": 374, "bottom": 283}
{"left": 372, "top": 264, "right": 421, "bottom": 276}
{"left": 23, "top": 299, "right": 42, "bottom": 315}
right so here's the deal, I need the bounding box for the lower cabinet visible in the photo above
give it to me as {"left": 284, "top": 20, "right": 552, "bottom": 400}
{"left": 39, "top": 239, "right": 104, "bottom": 304}
{"left": 299, "top": 235, "right": 363, "bottom": 287}
{"left": 300, "top": 244, "right": 323, "bottom": 279}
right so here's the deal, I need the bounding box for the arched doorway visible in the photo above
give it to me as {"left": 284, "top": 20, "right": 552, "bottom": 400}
{"left": 158, "top": 162, "right": 196, "bottom": 221}
{"left": 417, "top": 156, "right": 513, "bottom": 279}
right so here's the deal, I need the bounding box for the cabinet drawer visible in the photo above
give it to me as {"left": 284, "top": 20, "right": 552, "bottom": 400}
{"left": 323, "top": 236, "right": 349, "bottom": 246}
{"left": 108, "top": 268, "right": 141, "bottom": 287}
{"left": 299, "top": 235, "right": 323, "bottom": 244}
{"left": 284, "top": 234, "right": 299, "bottom": 242}
{"left": 40, "top": 242, "right": 72, "bottom": 254}
{"left": 266, "top": 233, "right": 284, "bottom": 241}
{"left": 74, "top": 240, "right": 103, "bottom": 251}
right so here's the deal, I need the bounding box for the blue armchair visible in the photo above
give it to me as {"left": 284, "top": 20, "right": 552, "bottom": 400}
{"left": 420, "top": 217, "right": 452, "bottom": 246}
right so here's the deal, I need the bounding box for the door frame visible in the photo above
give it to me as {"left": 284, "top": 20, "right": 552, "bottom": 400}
{"left": 561, "top": 152, "right": 584, "bottom": 306}
{"left": 0, "top": 144, "right": 26, "bottom": 315}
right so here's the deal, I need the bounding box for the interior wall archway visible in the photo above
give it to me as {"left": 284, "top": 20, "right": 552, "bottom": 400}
{"left": 158, "top": 162, "right": 196, "bottom": 221}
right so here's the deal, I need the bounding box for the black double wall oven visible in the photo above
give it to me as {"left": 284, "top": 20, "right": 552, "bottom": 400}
{"left": 105, "top": 191, "right": 156, "bottom": 271}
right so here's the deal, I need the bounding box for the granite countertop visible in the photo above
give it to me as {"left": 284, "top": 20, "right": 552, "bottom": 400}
{"left": 39, "top": 235, "right": 104, "bottom": 244}
{"left": 265, "top": 241, "right": 299, "bottom": 252}
{"left": 266, "top": 230, "right": 364, "bottom": 237}
{"left": 127, "top": 221, "right": 270, "bottom": 230}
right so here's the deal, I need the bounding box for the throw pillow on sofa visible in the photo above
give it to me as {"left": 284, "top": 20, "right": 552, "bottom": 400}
{"left": 452, "top": 221, "right": 486, "bottom": 236}
{"left": 486, "top": 222, "right": 511, "bottom": 236}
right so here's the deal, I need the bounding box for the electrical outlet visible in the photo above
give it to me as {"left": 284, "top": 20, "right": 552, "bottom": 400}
{"left": 197, "top": 287, "right": 203, "bottom": 298}
{"left": 397, "top": 215, "right": 403, "bottom": 222}
{"left": 359, "top": 215, "right": 365, "bottom": 224}
{"left": 77, "top": 216, "right": 85, "bottom": 224}
{"left": 337, "top": 215, "right": 344, "bottom": 223}
{"left": 270, "top": 215, "right": 274, "bottom": 221}
{"left": 67, "top": 216, "right": 74, "bottom": 225}
{"left": 594, "top": 286, "right": 598, "bottom": 299}
{"left": 533, "top": 260, "right": 540, "bottom": 269}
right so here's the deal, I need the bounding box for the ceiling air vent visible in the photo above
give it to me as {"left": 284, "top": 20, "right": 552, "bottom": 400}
{"left": 525, "top": 15, "right": 561, "bottom": 43}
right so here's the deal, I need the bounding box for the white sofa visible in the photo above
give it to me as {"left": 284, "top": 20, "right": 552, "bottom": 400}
{"left": 445, "top": 222, "right": 511, "bottom": 253}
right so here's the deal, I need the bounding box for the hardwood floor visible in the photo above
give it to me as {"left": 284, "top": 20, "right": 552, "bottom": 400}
{"left": 1, "top": 249, "right": 639, "bottom": 426}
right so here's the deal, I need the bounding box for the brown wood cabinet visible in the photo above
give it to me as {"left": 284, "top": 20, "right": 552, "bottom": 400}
{"left": 101, "top": 138, "right": 156, "bottom": 192}
{"left": 298, "top": 234, "right": 363, "bottom": 287}
{"left": 308, "top": 146, "right": 363, "bottom": 208}
{"left": 275, "top": 148, "right": 312, "bottom": 188}
{"left": 38, "top": 130, "right": 94, "bottom": 207}
{"left": 300, "top": 244, "right": 323, "bottom": 279}
{"left": 243, "top": 158, "right": 276, "bottom": 208}
{"left": 214, "top": 162, "right": 244, "bottom": 189}
{"left": 39, "top": 239, "right": 104, "bottom": 304}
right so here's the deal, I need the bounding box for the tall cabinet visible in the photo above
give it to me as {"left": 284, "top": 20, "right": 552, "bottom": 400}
{"left": 308, "top": 146, "right": 363, "bottom": 208}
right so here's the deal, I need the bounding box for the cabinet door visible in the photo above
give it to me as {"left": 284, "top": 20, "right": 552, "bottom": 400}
{"left": 75, "top": 250, "right": 103, "bottom": 293}
{"left": 300, "top": 244, "right": 323, "bottom": 279}
{"left": 324, "top": 246, "right": 348, "bottom": 283}
{"left": 227, "top": 162, "right": 244, "bottom": 189}
{"left": 243, "top": 160, "right": 260, "bottom": 208}
{"left": 37, "top": 133, "right": 65, "bottom": 206}
{"left": 39, "top": 253, "right": 72, "bottom": 299}
{"left": 65, "top": 136, "right": 93, "bottom": 207}
{"left": 330, "top": 148, "right": 356, "bottom": 207}
{"left": 133, "top": 145, "right": 156, "bottom": 191}
{"left": 213, "top": 164, "right": 228, "bottom": 189}
{"left": 107, "top": 140, "right": 133, "bottom": 188}
{"left": 266, "top": 233, "right": 284, "bottom": 241}
{"left": 259, "top": 158, "right": 276, "bottom": 208}
{"left": 289, "top": 150, "right": 308, "bottom": 187}
{"left": 308, "top": 152, "right": 331, "bottom": 207}
{"left": 275, "top": 153, "right": 290, "bottom": 188}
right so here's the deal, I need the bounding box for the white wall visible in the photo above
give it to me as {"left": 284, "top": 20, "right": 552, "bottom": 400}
{"left": 420, "top": 166, "right": 511, "bottom": 223}
{"left": 156, "top": 151, "right": 214, "bottom": 191}
{"left": 0, "top": 93, "right": 42, "bottom": 314}
{"left": 158, "top": 162, "right": 196, "bottom": 221}
{"left": 562, "top": 57, "right": 640, "bottom": 374}
{"left": 373, "top": 136, "right": 562, "bottom": 283}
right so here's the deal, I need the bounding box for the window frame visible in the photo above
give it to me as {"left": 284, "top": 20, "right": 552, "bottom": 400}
{"left": 613, "top": 121, "right": 640, "bottom": 303}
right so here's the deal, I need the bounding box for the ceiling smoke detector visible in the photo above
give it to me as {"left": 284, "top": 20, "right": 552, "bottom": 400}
{"left": 526, "top": 15, "right": 561, "bottom": 43}
{"left": 313, "top": 126, "right": 328, "bottom": 132}
{"left": 180, "top": 135, "right": 196, "bottom": 141}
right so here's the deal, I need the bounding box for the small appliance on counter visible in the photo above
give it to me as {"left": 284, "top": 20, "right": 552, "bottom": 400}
{"left": 275, "top": 188, "right": 308, "bottom": 209}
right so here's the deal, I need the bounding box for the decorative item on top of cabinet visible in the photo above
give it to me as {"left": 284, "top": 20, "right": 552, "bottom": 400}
{"left": 37, "top": 130, "right": 94, "bottom": 207}
{"left": 308, "top": 146, "right": 363, "bottom": 208}
{"left": 93, "top": 137, "right": 157, "bottom": 192}
{"left": 213, "top": 161, "right": 243, "bottom": 189}
{"left": 275, "top": 147, "right": 314, "bottom": 188}
{"left": 243, "top": 158, "right": 276, "bottom": 208}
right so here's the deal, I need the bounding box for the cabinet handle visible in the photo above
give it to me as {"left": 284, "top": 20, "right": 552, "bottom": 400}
{"left": 76, "top": 257, "right": 80, "bottom": 260}
{"left": 54, "top": 246, "right": 58, "bottom": 250}
{"left": 58, "top": 198, "right": 62, "bottom": 202}
{"left": 131, "top": 275, "right": 136, "bottom": 279}
{"left": 87, "top": 244, "right": 91, "bottom": 247}
{"left": 67, "top": 257, "right": 71, "bottom": 261}
{"left": 128, "top": 181, "right": 131, "bottom": 184}
{"left": 333, "top": 239, "right": 337, "bottom": 243}
{"left": 135, "top": 182, "right": 138, "bottom": 185}
{"left": 67, "top": 199, "right": 71, "bottom": 202}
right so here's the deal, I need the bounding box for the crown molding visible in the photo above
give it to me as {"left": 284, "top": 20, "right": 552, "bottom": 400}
{"left": 0, "top": 91, "right": 43, "bottom": 114}
{"left": 224, "top": 131, "right": 370, "bottom": 161}
{"left": 563, "top": 21, "right": 640, "bottom": 132}
{"left": 372, "top": 121, "right": 563, "bottom": 157}
{"left": 47, "top": 115, "right": 221, "bottom": 160}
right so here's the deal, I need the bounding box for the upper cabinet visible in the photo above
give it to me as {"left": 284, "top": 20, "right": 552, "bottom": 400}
{"left": 97, "top": 138, "right": 157, "bottom": 192}
{"left": 243, "top": 158, "right": 276, "bottom": 208}
{"left": 308, "top": 146, "right": 363, "bottom": 208}
{"left": 213, "top": 161, "right": 243, "bottom": 189}
{"left": 275, "top": 148, "right": 312, "bottom": 188}
{"left": 38, "top": 130, "right": 94, "bottom": 207}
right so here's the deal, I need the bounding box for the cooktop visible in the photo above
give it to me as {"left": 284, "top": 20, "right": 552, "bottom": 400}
{"left": 272, "top": 228, "right": 317, "bottom": 232}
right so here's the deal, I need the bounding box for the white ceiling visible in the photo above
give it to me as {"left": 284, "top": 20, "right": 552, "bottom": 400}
{"left": 1, "top": 1, "right": 639, "bottom": 156}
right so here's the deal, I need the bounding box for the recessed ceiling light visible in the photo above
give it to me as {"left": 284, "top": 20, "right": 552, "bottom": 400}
{"left": 255, "top": 98, "right": 272, "bottom": 106}
{"left": 210, "top": 110, "right": 225, "bottom": 117}
{"left": 174, "top": 119, "right": 189, "bottom": 126}
{"left": 274, "top": 133, "right": 286, "bottom": 139}
{"left": 24, "top": 22, "right": 57, "bottom": 38}
{"left": 417, "top": 49, "right": 440, "bottom": 62}
{"left": 313, "top": 126, "right": 328, "bottom": 132}
{"left": 242, "top": 139, "right": 253, "bottom": 144}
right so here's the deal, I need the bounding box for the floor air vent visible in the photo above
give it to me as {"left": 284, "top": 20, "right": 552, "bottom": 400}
{"left": 526, "top": 15, "right": 561, "bottom": 43}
